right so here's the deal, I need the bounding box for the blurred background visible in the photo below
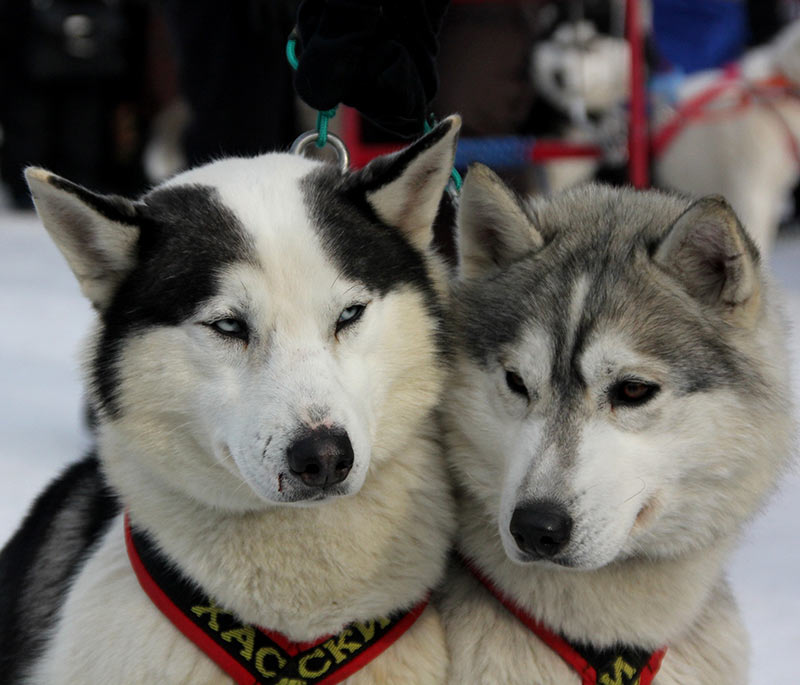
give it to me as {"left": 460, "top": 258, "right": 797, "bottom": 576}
{"left": 1, "top": 1, "right": 799, "bottom": 682}
{"left": 3, "top": 0, "right": 800, "bottom": 248}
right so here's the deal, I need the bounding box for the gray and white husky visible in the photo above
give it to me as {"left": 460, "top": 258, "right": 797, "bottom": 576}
{"left": 0, "top": 117, "right": 461, "bottom": 684}
{"left": 440, "top": 165, "right": 794, "bottom": 684}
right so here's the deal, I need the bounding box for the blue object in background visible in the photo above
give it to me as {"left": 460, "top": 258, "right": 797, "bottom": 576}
{"left": 652, "top": 0, "right": 749, "bottom": 73}
{"left": 454, "top": 137, "right": 534, "bottom": 169}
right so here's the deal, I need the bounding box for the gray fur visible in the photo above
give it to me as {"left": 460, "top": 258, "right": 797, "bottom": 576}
{"left": 455, "top": 184, "right": 765, "bottom": 399}
{"left": 441, "top": 169, "right": 794, "bottom": 683}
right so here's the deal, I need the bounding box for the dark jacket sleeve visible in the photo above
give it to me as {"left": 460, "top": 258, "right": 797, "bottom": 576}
{"left": 294, "top": 0, "right": 450, "bottom": 137}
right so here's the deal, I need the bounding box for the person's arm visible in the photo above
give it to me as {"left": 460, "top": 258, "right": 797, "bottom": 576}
{"left": 293, "top": 0, "right": 450, "bottom": 137}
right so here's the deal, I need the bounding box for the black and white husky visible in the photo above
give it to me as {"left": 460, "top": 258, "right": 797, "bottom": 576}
{"left": 440, "top": 165, "right": 794, "bottom": 684}
{"left": 0, "top": 117, "right": 461, "bottom": 684}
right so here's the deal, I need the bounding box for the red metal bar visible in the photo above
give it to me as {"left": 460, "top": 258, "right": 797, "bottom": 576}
{"left": 341, "top": 107, "right": 402, "bottom": 168}
{"left": 530, "top": 142, "right": 603, "bottom": 161}
{"left": 626, "top": 0, "right": 649, "bottom": 188}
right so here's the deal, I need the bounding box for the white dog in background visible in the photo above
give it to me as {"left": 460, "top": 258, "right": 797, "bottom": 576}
{"left": 532, "top": 17, "right": 800, "bottom": 254}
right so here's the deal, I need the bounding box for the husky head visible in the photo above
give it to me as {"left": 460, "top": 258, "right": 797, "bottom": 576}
{"left": 447, "top": 164, "right": 793, "bottom": 570}
{"left": 531, "top": 20, "right": 629, "bottom": 119}
{"left": 26, "top": 117, "right": 460, "bottom": 510}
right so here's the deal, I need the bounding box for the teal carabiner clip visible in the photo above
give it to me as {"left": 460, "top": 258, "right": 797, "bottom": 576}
{"left": 286, "top": 34, "right": 349, "bottom": 172}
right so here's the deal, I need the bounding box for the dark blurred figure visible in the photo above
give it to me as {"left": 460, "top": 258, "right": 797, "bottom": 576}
{"left": 294, "top": 0, "right": 450, "bottom": 138}
{"left": 435, "top": 2, "right": 535, "bottom": 138}
{"left": 748, "top": 0, "right": 792, "bottom": 46}
{"left": 162, "top": 0, "right": 297, "bottom": 166}
{"left": 0, "top": 0, "right": 149, "bottom": 208}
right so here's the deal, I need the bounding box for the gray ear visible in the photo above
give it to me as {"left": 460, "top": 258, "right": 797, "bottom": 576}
{"left": 362, "top": 115, "right": 461, "bottom": 251}
{"left": 456, "top": 163, "right": 543, "bottom": 279}
{"left": 654, "top": 195, "right": 759, "bottom": 308}
{"left": 25, "top": 168, "right": 140, "bottom": 311}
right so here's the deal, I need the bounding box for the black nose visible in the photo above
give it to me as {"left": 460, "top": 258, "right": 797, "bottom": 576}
{"left": 510, "top": 501, "right": 573, "bottom": 558}
{"left": 286, "top": 428, "right": 354, "bottom": 488}
{"left": 553, "top": 67, "right": 566, "bottom": 90}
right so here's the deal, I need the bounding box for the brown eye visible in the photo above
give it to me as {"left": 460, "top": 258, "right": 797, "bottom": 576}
{"left": 610, "top": 380, "right": 659, "bottom": 407}
{"left": 623, "top": 382, "right": 648, "bottom": 399}
{"left": 505, "top": 370, "right": 529, "bottom": 399}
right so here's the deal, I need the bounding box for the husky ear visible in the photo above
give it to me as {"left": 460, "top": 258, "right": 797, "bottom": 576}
{"left": 25, "top": 168, "right": 140, "bottom": 311}
{"left": 456, "top": 163, "right": 543, "bottom": 279}
{"left": 360, "top": 115, "right": 460, "bottom": 251}
{"left": 654, "top": 195, "right": 760, "bottom": 311}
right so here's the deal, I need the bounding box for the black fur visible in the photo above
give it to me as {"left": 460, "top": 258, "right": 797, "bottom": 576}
{"left": 303, "top": 165, "right": 437, "bottom": 296}
{"left": 345, "top": 118, "right": 454, "bottom": 194}
{"left": 0, "top": 455, "right": 119, "bottom": 684}
{"left": 49, "top": 175, "right": 139, "bottom": 226}
{"left": 299, "top": 120, "right": 456, "bottom": 357}
{"left": 302, "top": 164, "right": 449, "bottom": 360}
{"left": 92, "top": 184, "right": 256, "bottom": 417}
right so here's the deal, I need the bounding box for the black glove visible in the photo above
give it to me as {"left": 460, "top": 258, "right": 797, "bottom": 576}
{"left": 294, "top": 0, "right": 449, "bottom": 137}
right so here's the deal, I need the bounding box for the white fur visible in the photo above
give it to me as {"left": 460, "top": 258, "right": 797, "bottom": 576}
{"left": 532, "top": 21, "right": 630, "bottom": 119}
{"left": 26, "top": 168, "right": 138, "bottom": 310}
{"left": 24, "top": 122, "right": 460, "bottom": 683}
{"left": 29, "top": 515, "right": 450, "bottom": 684}
{"left": 366, "top": 128, "right": 459, "bottom": 251}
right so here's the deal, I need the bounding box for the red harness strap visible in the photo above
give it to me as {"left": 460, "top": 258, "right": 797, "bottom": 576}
{"left": 125, "top": 513, "right": 428, "bottom": 685}
{"left": 651, "top": 65, "right": 742, "bottom": 158}
{"left": 652, "top": 64, "right": 800, "bottom": 164}
{"left": 462, "top": 557, "right": 667, "bottom": 685}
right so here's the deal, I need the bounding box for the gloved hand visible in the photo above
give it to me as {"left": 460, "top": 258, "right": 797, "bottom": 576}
{"left": 293, "top": 0, "right": 450, "bottom": 137}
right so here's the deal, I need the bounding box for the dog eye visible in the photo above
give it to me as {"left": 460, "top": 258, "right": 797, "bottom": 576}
{"left": 335, "top": 304, "right": 366, "bottom": 334}
{"left": 610, "top": 380, "right": 659, "bottom": 407}
{"left": 208, "top": 318, "right": 249, "bottom": 342}
{"left": 505, "top": 370, "right": 529, "bottom": 399}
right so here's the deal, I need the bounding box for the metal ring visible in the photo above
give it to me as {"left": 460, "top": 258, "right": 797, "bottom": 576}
{"left": 290, "top": 131, "right": 350, "bottom": 173}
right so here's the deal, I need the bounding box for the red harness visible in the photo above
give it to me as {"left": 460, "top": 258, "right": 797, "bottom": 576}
{"left": 125, "top": 513, "right": 428, "bottom": 685}
{"left": 463, "top": 556, "right": 667, "bottom": 685}
{"left": 652, "top": 64, "right": 800, "bottom": 164}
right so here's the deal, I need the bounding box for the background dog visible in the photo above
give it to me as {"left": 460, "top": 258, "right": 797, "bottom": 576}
{"left": 531, "top": 18, "right": 800, "bottom": 255}
{"left": 0, "top": 117, "right": 460, "bottom": 684}
{"left": 440, "top": 164, "right": 794, "bottom": 684}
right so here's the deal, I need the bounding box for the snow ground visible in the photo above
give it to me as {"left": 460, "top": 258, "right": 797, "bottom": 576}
{"left": 0, "top": 207, "right": 798, "bottom": 682}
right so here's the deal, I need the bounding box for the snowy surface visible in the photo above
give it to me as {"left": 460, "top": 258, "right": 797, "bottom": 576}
{"left": 0, "top": 207, "right": 798, "bottom": 681}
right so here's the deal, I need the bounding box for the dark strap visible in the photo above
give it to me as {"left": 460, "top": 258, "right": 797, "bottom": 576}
{"left": 462, "top": 556, "right": 666, "bottom": 685}
{"left": 125, "top": 513, "right": 428, "bottom": 685}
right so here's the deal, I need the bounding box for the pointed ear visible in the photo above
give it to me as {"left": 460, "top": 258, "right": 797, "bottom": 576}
{"left": 25, "top": 168, "right": 141, "bottom": 311}
{"left": 360, "top": 115, "right": 461, "bottom": 251}
{"left": 456, "top": 163, "right": 543, "bottom": 279}
{"left": 654, "top": 195, "right": 760, "bottom": 311}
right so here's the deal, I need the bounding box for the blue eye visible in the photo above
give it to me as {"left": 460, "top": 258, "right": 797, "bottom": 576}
{"left": 335, "top": 304, "right": 366, "bottom": 334}
{"left": 208, "top": 318, "right": 249, "bottom": 342}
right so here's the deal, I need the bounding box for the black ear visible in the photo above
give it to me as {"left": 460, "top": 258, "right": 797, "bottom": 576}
{"left": 456, "top": 163, "right": 543, "bottom": 278}
{"left": 25, "top": 168, "right": 141, "bottom": 311}
{"left": 654, "top": 195, "right": 759, "bottom": 309}
{"left": 357, "top": 115, "right": 461, "bottom": 251}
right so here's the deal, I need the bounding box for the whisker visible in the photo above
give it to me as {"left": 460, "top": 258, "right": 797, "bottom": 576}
{"left": 622, "top": 477, "right": 647, "bottom": 505}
